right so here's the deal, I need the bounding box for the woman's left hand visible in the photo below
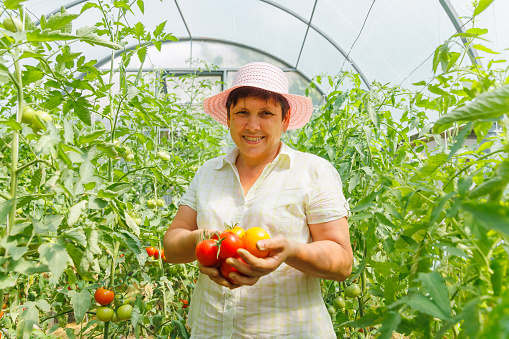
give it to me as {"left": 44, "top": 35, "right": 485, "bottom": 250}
{"left": 226, "top": 235, "right": 293, "bottom": 285}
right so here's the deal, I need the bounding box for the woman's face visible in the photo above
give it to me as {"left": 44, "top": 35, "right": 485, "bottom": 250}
{"left": 227, "top": 96, "right": 290, "bottom": 165}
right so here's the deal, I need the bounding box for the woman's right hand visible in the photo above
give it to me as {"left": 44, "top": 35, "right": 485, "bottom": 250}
{"left": 198, "top": 262, "right": 242, "bottom": 289}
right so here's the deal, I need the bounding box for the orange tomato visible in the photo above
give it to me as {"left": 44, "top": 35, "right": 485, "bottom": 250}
{"left": 244, "top": 227, "right": 270, "bottom": 258}
{"left": 229, "top": 226, "right": 245, "bottom": 240}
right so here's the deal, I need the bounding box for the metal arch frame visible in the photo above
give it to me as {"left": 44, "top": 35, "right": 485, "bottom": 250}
{"left": 91, "top": 37, "right": 325, "bottom": 95}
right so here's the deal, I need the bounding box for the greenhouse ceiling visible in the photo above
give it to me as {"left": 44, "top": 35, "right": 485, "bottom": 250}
{"left": 18, "top": 0, "right": 509, "bottom": 95}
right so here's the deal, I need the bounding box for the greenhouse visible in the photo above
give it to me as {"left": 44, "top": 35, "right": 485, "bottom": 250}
{"left": 0, "top": 0, "right": 508, "bottom": 338}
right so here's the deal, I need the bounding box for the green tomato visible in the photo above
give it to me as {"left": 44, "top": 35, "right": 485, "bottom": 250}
{"left": 124, "top": 153, "right": 135, "bottom": 161}
{"left": 157, "top": 151, "right": 171, "bottom": 161}
{"left": 116, "top": 304, "right": 132, "bottom": 320}
{"left": 134, "top": 217, "right": 142, "bottom": 225}
{"left": 32, "top": 110, "right": 52, "bottom": 130}
{"left": 96, "top": 306, "right": 114, "bottom": 322}
{"left": 147, "top": 199, "right": 157, "bottom": 209}
{"left": 333, "top": 296, "right": 346, "bottom": 310}
{"left": 327, "top": 305, "right": 335, "bottom": 316}
{"left": 3, "top": 17, "right": 23, "bottom": 32}
{"left": 110, "top": 312, "right": 120, "bottom": 323}
{"left": 345, "top": 283, "right": 361, "bottom": 298}
{"left": 21, "top": 106, "right": 36, "bottom": 124}
{"left": 156, "top": 198, "right": 165, "bottom": 207}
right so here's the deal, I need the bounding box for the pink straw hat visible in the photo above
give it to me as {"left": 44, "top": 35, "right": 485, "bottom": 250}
{"left": 203, "top": 62, "right": 313, "bottom": 130}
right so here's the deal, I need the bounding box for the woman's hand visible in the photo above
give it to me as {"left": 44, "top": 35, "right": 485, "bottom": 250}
{"left": 226, "top": 235, "right": 293, "bottom": 285}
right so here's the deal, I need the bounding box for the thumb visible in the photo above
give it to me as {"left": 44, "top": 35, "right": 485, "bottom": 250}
{"left": 257, "top": 235, "right": 284, "bottom": 251}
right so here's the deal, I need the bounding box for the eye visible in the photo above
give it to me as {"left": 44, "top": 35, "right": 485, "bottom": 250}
{"left": 261, "top": 111, "right": 275, "bottom": 116}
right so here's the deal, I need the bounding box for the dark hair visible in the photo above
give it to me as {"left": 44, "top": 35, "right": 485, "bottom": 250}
{"left": 225, "top": 86, "right": 290, "bottom": 121}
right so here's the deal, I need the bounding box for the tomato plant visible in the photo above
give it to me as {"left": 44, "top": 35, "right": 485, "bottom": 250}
{"left": 196, "top": 239, "right": 221, "bottom": 266}
{"left": 95, "top": 287, "right": 115, "bottom": 305}
{"left": 244, "top": 227, "right": 270, "bottom": 258}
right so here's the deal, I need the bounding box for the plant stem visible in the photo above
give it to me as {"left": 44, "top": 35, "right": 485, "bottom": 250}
{"left": 7, "top": 46, "right": 23, "bottom": 236}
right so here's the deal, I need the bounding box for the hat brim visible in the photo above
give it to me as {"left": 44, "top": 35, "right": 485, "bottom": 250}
{"left": 203, "top": 85, "right": 313, "bottom": 130}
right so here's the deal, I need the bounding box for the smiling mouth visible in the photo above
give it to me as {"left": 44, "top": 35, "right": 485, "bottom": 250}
{"left": 243, "top": 136, "right": 264, "bottom": 142}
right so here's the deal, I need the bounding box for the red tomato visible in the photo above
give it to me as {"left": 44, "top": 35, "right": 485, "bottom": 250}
{"left": 180, "top": 299, "right": 189, "bottom": 309}
{"left": 153, "top": 249, "right": 159, "bottom": 259}
{"left": 244, "top": 227, "right": 270, "bottom": 258}
{"left": 146, "top": 247, "right": 156, "bottom": 257}
{"left": 220, "top": 257, "right": 246, "bottom": 284}
{"left": 218, "top": 231, "right": 243, "bottom": 260}
{"left": 161, "top": 249, "right": 167, "bottom": 262}
{"left": 195, "top": 239, "right": 220, "bottom": 267}
{"left": 94, "top": 287, "right": 114, "bottom": 306}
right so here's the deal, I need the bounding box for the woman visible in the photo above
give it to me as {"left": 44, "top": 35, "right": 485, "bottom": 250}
{"left": 163, "top": 62, "right": 353, "bottom": 338}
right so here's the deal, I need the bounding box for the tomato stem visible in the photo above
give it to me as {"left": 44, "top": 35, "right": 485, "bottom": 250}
{"left": 7, "top": 45, "right": 23, "bottom": 237}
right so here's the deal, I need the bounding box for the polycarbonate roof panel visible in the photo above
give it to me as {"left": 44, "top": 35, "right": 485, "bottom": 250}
{"left": 313, "top": 0, "right": 459, "bottom": 87}
{"left": 177, "top": 0, "right": 308, "bottom": 67}
{"left": 16, "top": 0, "right": 509, "bottom": 97}
{"left": 269, "top": 0, "right": 316, "bottom": 22}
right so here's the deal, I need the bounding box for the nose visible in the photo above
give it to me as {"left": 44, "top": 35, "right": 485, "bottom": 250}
{"left": 245, "top": 114, "right": 260, "bottom": 131}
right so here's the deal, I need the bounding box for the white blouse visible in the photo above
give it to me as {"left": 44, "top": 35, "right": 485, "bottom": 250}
{"left": 179, "top": 142, "right": 350, "bottom": 338}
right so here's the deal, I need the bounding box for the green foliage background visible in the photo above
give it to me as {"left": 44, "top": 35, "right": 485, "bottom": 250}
{"left": 0, "top": 0, "right": 508, "bottom": 338}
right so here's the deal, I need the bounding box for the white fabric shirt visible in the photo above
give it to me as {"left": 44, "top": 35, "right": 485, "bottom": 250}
{"left": 179, "top": 142, "right": 350, "bottom": 339}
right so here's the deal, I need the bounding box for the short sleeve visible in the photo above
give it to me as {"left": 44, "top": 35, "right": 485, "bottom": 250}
{"left": 306, "top": 160, "right": 350, "bottom": 224}
{"left": 177, "top": 167, "right": 202, "bottom": 211}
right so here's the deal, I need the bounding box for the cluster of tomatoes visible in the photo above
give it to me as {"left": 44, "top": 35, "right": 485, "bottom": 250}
{"left": 146, "top": 198, "right": 165, "bottom": 209}
{"left": 21, "top": 105, "right": 52, "bottom": 131}
{"left": 195, "top": 225, "right": 270, "bottom": 283}
{"left": 146, "top": 246, "right": 166, "bottom": 261}
{"left": 94, "top": 287, "right": 133, "bottom": 323}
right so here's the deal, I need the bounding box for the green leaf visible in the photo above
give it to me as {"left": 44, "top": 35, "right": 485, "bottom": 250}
{"left": 474, "top": 0, "right": 495, "bottom": 16}
{"left": 433, "top": 85, "right": 509, "bottom": 134}
{"left": 375, "top": 212, "right": 395, "bottom": 227}
{"left": 473, "top": 44, "right": 500, "bottom": 54}
{"left": 417, "top": 272, "right": 451, "bottom": 318}
{"left": 78, "top": 129, "right": 105, "bottom": 144}
{"left": 45, "top": 215, "right": 64, "bottom": 232}
{"left": 404, "top": 293, "right": 450, "bottom": 319}
{"left": 124, "top": 210, "right": 140, "bottom": 237}
{"left": 377, "top": 311, "right": 401, "bottom": 339}
{"left": 0, "top": 272, "right": 18, "bottom": 289}
{"left": 45, "top": 13, "right": 79, "bottom": 31}
{"left": 16, "top": 302, "right": 39, "bottom": 339}
{"left": 76, "top": 26, "right": 122, "bottom": 49}
{"left": 4, "top": 0, "right": 27, "bottom": 9}
{"left": 0, "top": 199, "right": 15, "bottom": 223}
{"left": 447, "top": 122, "right": 473, "bottom": 161}
{"left": 463, "top": 202, "right": 509, "bottom": 237}
{"left": 38, "top": 243, "right": 68, "bottom": 279}
{"left": 0, "top": 119, "right": 22, "bottom": 131}
{"left": 342, "top": 308, "right": 385, "bottom": 328}
{"left": 69, "top": 289, "right": 91, "bottom": 324}
{"left": 67, "top": 200, "right": 88, "bottom": 226}
{"left": 0, "top": 63, "right": 11, "bottom": 84}
{"left": 415, "top": 153, "right": 448, "bottom": 178}
{"left": 88, "top": 196, "right": 108, "bottom": 210}
{"left": 79, "top": 160, "right": 94, "bottom": 183}
{"left": 137, "top": 0, "right": 145, "bottom": 13}
{"left": 63, "top": 228, "right": 87, "bottom": 247}
{"left": 115, "top": 230, "right": 146, "bottom": 267}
